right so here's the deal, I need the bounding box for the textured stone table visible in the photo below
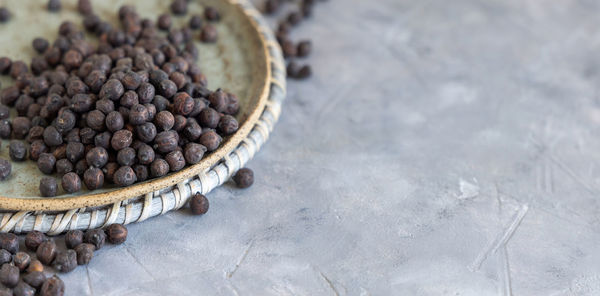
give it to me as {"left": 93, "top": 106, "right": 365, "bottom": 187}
{"left": 64, "top": 0, "right": 600, "bottom": 295}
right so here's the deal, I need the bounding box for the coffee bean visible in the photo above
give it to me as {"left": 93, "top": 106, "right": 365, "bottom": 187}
{"left": 40, "top": 275, "right": 65, "bottom": 296}
{"left": 105, "top": 224, "right": 127, "bottom": 244}
{"left": 233, "top": 168, "right": 254, "bottom": 188}
{"left": 61, "top": 172, "right": 81, "bottom": 193}
{"left": 83, "top": 229, "right": 105, "bottom": 250}
{"left": 0, "top": 264, "right": 18, "bottom": 288}
{"left": 37, "top": 154, "right": 56, "bottom": 175}
{"left": 73, "top": 243, "right": 94, "bottom": 266}
{"left": 0, "top": 158, "right": 10, "bottom": 180}
{"left": 53, "top": 250, "right": 77, "bottom": 273}
{"left": 204, "top": 7, "right": 220, "bottom": 21}
{"left": 36, "top": 240, "right": 57, "bottom": 265}
{"left": 198, "top": 130, "right": 222, "bottom": 151}
{"left": 33, "top": 38, "right": 49, "bottom": 53}
{"left": 83, "top": 167, "right": 104, "bottom": 190}
{"left": 9, "top": 140, "right": 27, "bottom": 161}
{"left": 14, "top": 281, "right": 36, "bottom": 296}
{"left": 0, "top": 233, "right": 18, "bottom": 254}
{"left": 184, "top": 143, "right": 206, "bottom": 164}
{"left": 218, "top": 115, "right": 239, "bottom": 135}
{"left": 86, "top": 147, "right": 108, "bottom": 168}
{"left": 200, "top": 25, "right": 218, "bottom": 43}
{"left": 23, "top": 271, "right": 46, "bottom": 289}
{"left": 150, "top": 158, "right": 169, "bottom": 177}
{"left": 25, "top": 231, "right": 47, "bottom": 251}
{"left": 13, "top": 252, "right": 31, "bottom": 272}
{"left": 39, "top": 177, "right": 58, "bottom": 197}
{"left": 190, "top": 193, "right": 209, "bottom": 215}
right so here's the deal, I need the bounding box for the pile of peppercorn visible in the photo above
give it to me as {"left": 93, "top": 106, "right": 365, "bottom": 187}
{"left": 0, "top": 0, "right": 244, "bottom": 197}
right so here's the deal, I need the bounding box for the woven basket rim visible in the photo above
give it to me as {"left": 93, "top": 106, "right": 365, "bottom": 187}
{"left": 0, "top": 0, "right": 272, "bottom": 212}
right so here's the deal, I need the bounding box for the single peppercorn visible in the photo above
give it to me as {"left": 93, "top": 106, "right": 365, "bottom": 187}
{"left": 233, "top": 168, "right": 254, "bottom": 188}
{"left": 0, "top": 250, "right": 9, "bottom": 265}
{"left": 0, "top": 233, "right": 18, "bottom": 254}
{"left": 39, "top": 177, "right": 58, "bottom": 197}
{"left": 53, "top": 249, "right": 77, "bottom": 273}
{"left": 77, "top": 0, "right": 93, "bottom": 15}
{"left": 36, "top": 240, "right": 57, "bottom": 265}
{"left": 150, "top": 158, "right": 169, "bottom": 177}
{"left": 83, "top": 229, "right": 106, "bottom": 250}
{"left": 184, "top": 143, "right": 206, "bottom": 165}
{"left": 190, "top": 192, "right": 209, "bottom": 215}
{"left": 204, "top": 6, "right": 220, "bottom": 21}
{"left": 200, "top": 25, "right": 218, "bottom": 43}
{"left": 25, "top": 231, "right": 47, "bottom": 251}
{"left": 157, "top": 14, "right": 172, "bottom": 30}
{"left": 83, "top": 167, "right": 104, "bottom": 190}
{"left": 0, "top": 264, "right": 19, "bottom": 288}
{"left": 189, "top": 15, "right": 203, "bottom": 29}
{"left": 165, "top": 150, "right": 185, "bottom": 172}
{"left": 198, "top": 108, "right": 220, "bottom": 129}
{"left": 170, "top": 0, "right": 187, "bottom": 15}
{"left": 14, "top": 281, "right": 36, "bottom": 296}
{"left": 40, "top": 275, "right": 65, "bottom": 296}
{"left": 0, "top": 158, "right": 10, "bottom": 180}
{"left": 9, "top": 140, "right": 27, "bottom": 161}
{"left": 47, "top": 0, "right": 62, "bottom": 12}
{"left": 105, "top": 224, "right": 127, "bottom": 244}
{"left": 218, "top": 115, "right": 239, "bottom": 135}
{"left": 297, "top": 40, "right": 312, "bottom": 57}
{"left": 0, "top": 8, "right": 11, "bottom": 23}
{"left": 61, "top": 172, "right": 82, "bottom": 193}
{"left": 32, "top": 37, "right": 49, "bottom": 54}
{"left": 198, "top": 130, "right": 222, "bottom": 151}
{"left": 114, "top": 166, "right": 137, "bottom": 186}
{"left": 23, "top": 271, "right": 46, "bottom": 290}
{"left": 65, "top": 230, "right": 83, "bottom": 249}
{"left": 13, "top": 251, "right": 31, "bottom": 272}
{"left": 155, "top": 110, "right": 175, "bottom": 131}
{"left": 74, "top": 243, "right": 94, "bottom": 265}
{"left": 86, "top": 146, "right": 108, "bottom": 168}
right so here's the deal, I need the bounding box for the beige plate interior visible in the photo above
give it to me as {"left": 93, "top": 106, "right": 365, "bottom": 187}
{"left": 0, "top": 0, "right": 270, "bottom": 211}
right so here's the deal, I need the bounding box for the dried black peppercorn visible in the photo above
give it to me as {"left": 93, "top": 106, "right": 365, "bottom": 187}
{"left": 0, "top": 233, "right": 18, "bottom": 254}
{"left": 9, "top": 140, "right": 27, "bottom": 161}
{"left": 65, "top": 230, "right": 83, "bottom": 249}
{"left": 83, "top": 167, "right": 104, "bottom": 190}
{"left": 200, "top": 25, "right": 218, "bottom": 43}
{"left": 198, "top": 130, "right": 222, "bottom": 151}
{"left": 74, "top": 243, "right": 94, "bottom": 265}
{"left": 150, "top": 158, "right": 169, "bottom": 177}
{"left": 86, "top": 147, "right": 108, "bottom": 168}
{"left": 39, "top": 177, "right": 58, "bottom": 197}
{"left": 25, "top": 231, "right": 47, "bottom": 251}
{"left": 62, "top": 172, "right": 82, "bottom": 193}
{"left": 105, "top": 223, "right": 128, "bottom": 244}
{"left": 36, "top": 240, "right": 57, "bottom": 265}
{"left": 83, "top": 229, "right": 105, "bottom": 250}
{"left": 233, "top": 168, "right": 254, "bottom": 188}
{"left": 218, "top": 115, "right": 239, "bottom": 135}
{"left": 0, "top": 264, "right": 18, "bottom": 288}
{"left": 165, "top": 150, "right": 185, "bottom": 172}
{"left": 0, "top": 158, "right": 10, "bottom": 181}
{"left": 53, "top": 250, "right": 77, "bottom": 273}
{"left": 37, "top": 153, "right": 56, "bottom": 175}
{"left": 40, "top": 275, "right": 65, "bottom": 296}
{"left": 190, "top": 193, "right": 209, "bottom": 215}
{"left": 184, "top": 143, "right": 206, "bottom": 165}
{"left": 13, "top": 251, "right": 31, "bottom": 271}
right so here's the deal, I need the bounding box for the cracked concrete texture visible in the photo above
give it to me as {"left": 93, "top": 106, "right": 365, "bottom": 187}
{"left": 61, "top": 0, "right": 600, "bottom": 295}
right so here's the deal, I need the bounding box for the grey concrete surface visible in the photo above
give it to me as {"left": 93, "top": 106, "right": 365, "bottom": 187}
{"left": 62, "top": 0, "right": 600, "bottom": 295}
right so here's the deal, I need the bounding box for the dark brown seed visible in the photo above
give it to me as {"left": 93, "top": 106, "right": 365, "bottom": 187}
{"left": 0, "top": 120, "right": 10, "bottom": 139}
{"left": 122, "top": 71, "right": 141, "bottom": 90}
{"left": 56, "top": 110, "right": 76, "bottom": 133}
{"left": 155, "top": 110, "right": 174, "bottom": 131}
{"left": 265, "top": 0, "right": 280, "bottom": 14}
{"left": 0, "top": 264, "right": 18, "bottom": 288}
{"left": 208, "top": 89, "right": 227, "bottom": 112}
{"left": 100, "top": 79, "right": 125, "bottom": 101}
{"left": 77, "top": 0, "right": 93, "bottom": 15}
{"left": 51, "top": 144, "right": 67, "bottom": 161}
{"left": 297, "top": 40, "right": 312, "bottom": 57}
{"left": 75, "top": 159, "right": 88, "bottom": 176}
{"left": 86, "top": 147, "right": 108, "bottom": 168}
{"left": 218, "top": 115, "right": 239, "bottom": 135}
{"left": 65, "top": 230, "right": 83, "bottom": 249}
{"left": 13, "top": 117, "right": 31, "bottom": 139}
{"left": 0, "top": 250, "right": 9, "bottom": 265}
{"left": 184, "top": 143, "right": 206, "bottom": 164}
{"left": 135, "top": 122, "right": 157, "bottom": 143}
{"left": 137, "top": 144, "right": 155, "bottom": 165}
{"left": 282, "top": 39, "right": 296, "bottom": 58}
{"left": 198, "top": 130, "right": 222, "bottom": 151}
{"left": 114, "top": 166, "right": 137, "bottom": 186}
{"left": 152, "top": 95, "right": 169, "bottom": 112}
{"left": 23, "top": 271, "right": 46, "bottom": 289}
{"left": 0, "top": 105, "right": 8, "bottom": 119}
{"left": 83, "top": 167, "right": 104, "bottom": 190}
{"left": 40, "top": 275, "right": 65, "bottom": 296}
{"left": 105, "top": 224, "right": 127, "bottom": 244}
{"left": 287, "top": 11, "right": 302, "bottom": 26}
{"left": 137, "top": 82, "right": 155, "bottom": 104}
{"left": 74, "top": 243, "right": 94, "bottom": 265}
{"left": 30, "top": 140, "right": 48, "bottom": 161}
{"left": 173, "top": 92, "right": 194, "bottom": 116}
{"left": 63, "top": 50, "right": 83, "bottom": 70}
{"left": 129, "top": 104, "right": 148, "bottom": 125}
{"left": 190, "top": 193, "right": 209, "bottom": 215}
{"left": 43, "top": 126, "right": 62, "bottom": 147}
{"left": 80, "top": 127, "right": 96, "bottom": 144}
{"left": 170, "top": 0, "right": 187, "bottom": 15}
{"left": 0, "top": 8, "right": 10, "bottom": 23}
{"left": 200, "top": 25, "right": 218, "bottom": 43}
{"left": 204, "top": 6, "right": 220, "bottom": 21}
{"left": 96, "top": 99, "right": 115, "bottom": 114}
{"left": 183, "top": 120, "right": 202, "bottom": 141}
{"left": 83, "top": 229, "right": 105, "bottom": 250}
{"left": 62, "top": 172, "right": 81, "bottom": 193}
{"left": 66, "top": 78, "right": 89, "bottom": 97}
{"left": 0, "top": 85, "right": 19, "bottom": 106}
{"left": 154, "top": 130, "right": 179, "bottom": 153}
{"left": 157, "top": 79, "right": 177, "bottom": 98}
{"left": 165, "top": 150, "right": 185, "bottom": 172}
{"left": 36, "top": 240, "right": 57, "bottom": 265}
{"left": 9, "top": 140, "right": 27, "bottom": 161}
{"left": 25, "top": 231, "right": 47, "bottom": 251}
{"left": 297, "top": 65, "right": 312, "bottom": 79}
{"left": 37, "top": 153, "right": 56, "bottom": 175}
{"left": 233, "top": 168, "right": 254, "bottom": 188}
{"left": 133, "top": 164, "right": 148, "bottom": 181}
{"left": 32, "top": 37, "right": 49, "bottom": 53}
{"left": 27, "top": 259, "right": 44, "bottom": 273}
{"left": 10, "top": 61, "right": 28, "bottom": 79}
{"left": 189, "top": 15, "right": 203, "bottom": 29}
{"left": 0, "top": 57, "right": 10, "bottom": 74}
{"left": 84, "top": 70, "right": 106, "bottom": 93}
{"left": 56, "top": 159, "right": 73, "bottom": 175}
{"left": 87, "top": 110, "right": 106, "bottom": 131}
{"left": 39, "top": 177, "right": 58, "bottom": 197}
{"left": 0, "top": 158, "right": 10, "bottom": 180}
{"left": 66, "top": 142, "right": 85, "bottom": 163}
{"left": 157, "top": 14, "right": 171, "bottom": 30}
{"left": 47, "top": 0, "right": 61, "bottom": 11}
{"left": 150, "top": 158, "right": 169, "bottom": 177}
{"left": 111, "top": 129, "right": 132, "bottom": 150}
{"left": 13, "top": 252, "right": 31, "bottom": 272}
{"left": 14, "top": 281, "right": 35, "bottom": 296}
{"left": 105, "top": 111, "right": 124, "bottom": 132}
{"left": 71, "top": 94, "right": 94, "bottom": 113}
{"left": 103, "top": 162, "right": 119, "bottom": 184}
{"left": 52, "top": 249, "right": 77, "bottom": 273}
{"left": 0, "top": 233, "right": 18, "bottom": 254}
{"left": 117, "top": 147, "right": 136, "bottom": 166}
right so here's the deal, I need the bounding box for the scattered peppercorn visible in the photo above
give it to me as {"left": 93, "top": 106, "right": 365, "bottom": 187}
{"left": 40, "top": 275, "right": 65, "bottom": 296}
{"left": 25, "top": 231, "right": 47, "bottom": 251}
{"left": 61, "top": 172, "right": 82, "bottom": 193}
{"left": 0, "top": 233, "right": 18, "bottom": 254}
{"left": 105, "top": 224, "right": 127, "bottom": 244}
{"left": 13, "top": 251, "right": 31, "bottom": 271}
{"left": 83, "top": 229, "right": 106, "bottom": 250}
{"left": 74, "top": 243, "right": 94, "bottom": 265}
{"left": 190, "top": 192, "right": 209, "bottom": 215}
{"left": 233, "top": 168, "right": 254, "bottom": 188}
{"left": 39, "top": 177, "right": 58, "bottom": 197}
{"left": 9, "top": 140, "right": 27, "bottom": 161}
{"left": 53, "top": 250, "right": 77, "bottom": 273}
{"left": 32, "top": 38, "right": 50, "bottom": 54}
{"left": 36, "top": 240, "right": 57, "bottom": 265}
{"left": 0, "top": 8, "right": 10, "bottom": 23}
{"left": 0, "top": 264, "right": 19, "bottom": 288}
{"left": 0, "top": 158, "right": 10, "bottom": 180}
{"left": 47, "top": 0, "right": 62, "bottom": 12}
